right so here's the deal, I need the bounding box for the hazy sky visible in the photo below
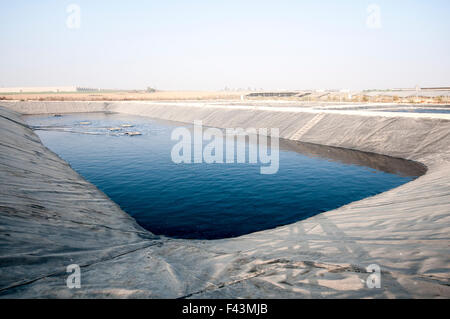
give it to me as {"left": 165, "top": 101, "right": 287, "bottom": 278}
{"left": 1, "top": 0, "right": 449, "bottom": 90}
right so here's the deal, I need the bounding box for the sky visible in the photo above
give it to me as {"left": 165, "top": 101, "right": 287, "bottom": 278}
{"left": 0, "top": 0, "right": 449, "bottom": 91}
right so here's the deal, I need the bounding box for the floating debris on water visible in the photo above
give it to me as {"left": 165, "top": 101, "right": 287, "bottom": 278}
{"left": 125, "top": 131, "right": 142, "bottom": 136}
{"left": 68, "top": 131, "right": 104, "bottom": 135}
{"left": 29, "top": 116, "right": 143, "bottom": 137}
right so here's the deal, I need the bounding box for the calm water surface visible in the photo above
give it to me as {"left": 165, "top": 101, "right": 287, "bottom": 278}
{"left": 25, "top": 113, "right": 425, "bottom": 239}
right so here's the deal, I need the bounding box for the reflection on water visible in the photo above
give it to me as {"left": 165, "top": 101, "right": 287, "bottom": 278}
{"left": 25, "top": 113, "right": 424, "bottom": 240}
{"left": 280, "top": 140, "right": 426, "bottom": 177}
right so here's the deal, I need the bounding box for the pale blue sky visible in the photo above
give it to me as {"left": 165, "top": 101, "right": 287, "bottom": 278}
{"left": 1, "top": 0, "right": 449, "bottom": 90}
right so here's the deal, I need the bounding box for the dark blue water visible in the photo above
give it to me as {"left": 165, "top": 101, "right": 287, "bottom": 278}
{"left": 25, "top": 113, "right": 425, "bottom": 240}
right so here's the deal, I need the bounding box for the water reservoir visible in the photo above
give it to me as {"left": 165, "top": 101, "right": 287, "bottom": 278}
{"left": 25, "top": 113, "right": 425, "bottom": 239}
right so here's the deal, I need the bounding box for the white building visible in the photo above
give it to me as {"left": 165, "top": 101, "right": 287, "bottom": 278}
{"left": 0, "top": 86, "right": 98, "bottom": 93}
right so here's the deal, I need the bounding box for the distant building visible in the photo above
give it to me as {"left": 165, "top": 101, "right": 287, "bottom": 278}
{"left": 421, "top": 87, "right": 450, "bottom": 91}
{"left": 246, "top": 92, "right": 299, "bottom": 97}
{"left": 76, "top": 87, "right": 99, "bottom": 92}
{"left": 0, "top": 86, "right": 99, "bottom": 93}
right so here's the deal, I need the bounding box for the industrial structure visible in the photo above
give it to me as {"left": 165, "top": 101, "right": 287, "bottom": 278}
{"left": 0, "top": 86, "right": 98, "bottom": 93}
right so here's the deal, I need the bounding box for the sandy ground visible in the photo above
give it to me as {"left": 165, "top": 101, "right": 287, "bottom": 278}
{"left": 0, "top": 91, "right": 249, "bottom": 101}
{"left": 0, "top": 101, "right": 449, "bottom": 298}
{"left": 1, "top": 90, "right": 449, "bottom": 104}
